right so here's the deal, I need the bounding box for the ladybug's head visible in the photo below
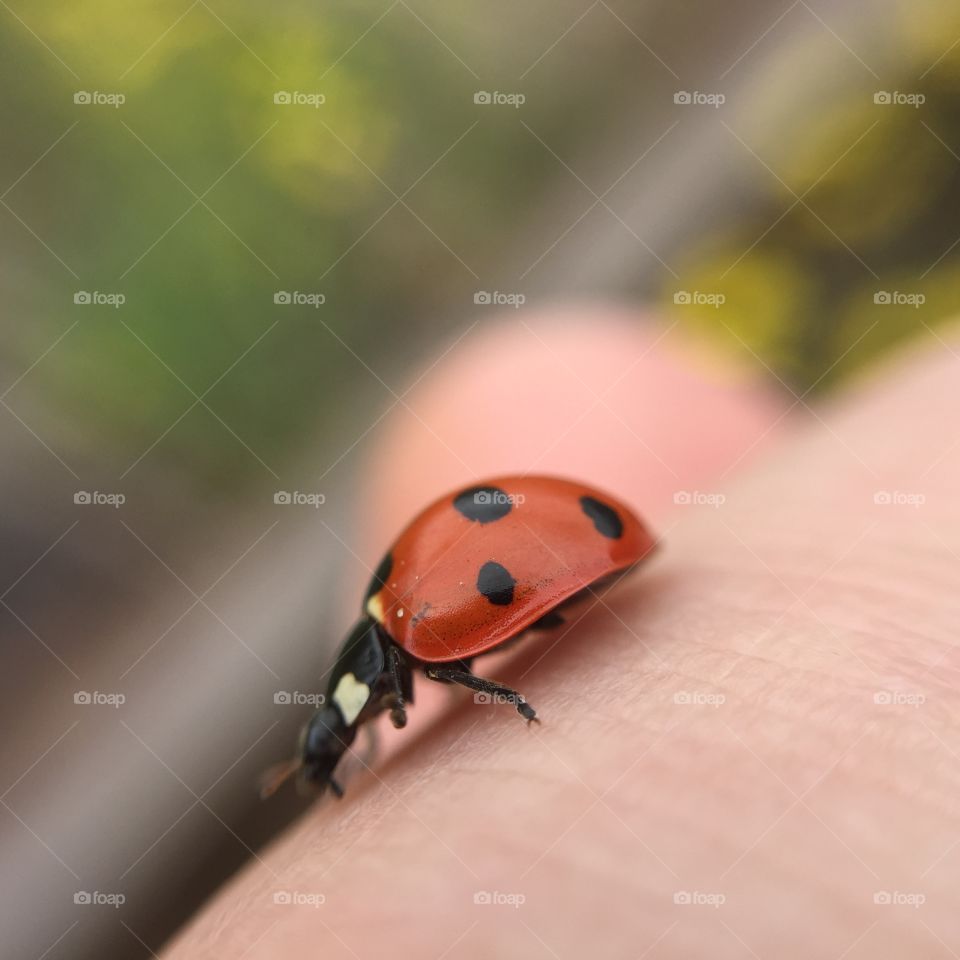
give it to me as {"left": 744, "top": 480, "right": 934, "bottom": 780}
{"left": 297, "top": 705, "right": 355, "bottom": 796}
{"left": 259, "top": 705, "right": 356, "bottom": 799}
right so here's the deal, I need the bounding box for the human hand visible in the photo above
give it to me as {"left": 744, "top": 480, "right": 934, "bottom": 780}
{"left": 165, "top": 307, "right": 960, "bottom": 959}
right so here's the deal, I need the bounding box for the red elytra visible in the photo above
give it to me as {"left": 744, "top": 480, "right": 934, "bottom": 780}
{"left": 364, "top": 475, "right": 656, "bottom": 662}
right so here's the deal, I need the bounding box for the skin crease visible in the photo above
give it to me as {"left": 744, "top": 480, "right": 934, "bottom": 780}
{"left": 165, "top": 310, "right": 960, "bottom": 959}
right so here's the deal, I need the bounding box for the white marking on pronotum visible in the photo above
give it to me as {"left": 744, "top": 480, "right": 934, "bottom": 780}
{"left": 366, "top": 593, "right": 384, "bottom": 623}
{"left": 332, "top": 672, "right": 371, "bottom": 725}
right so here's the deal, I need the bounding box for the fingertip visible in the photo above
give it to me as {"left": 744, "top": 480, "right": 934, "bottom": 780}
{"left": 359, "top": 303, "right": 785, "bottom": 541}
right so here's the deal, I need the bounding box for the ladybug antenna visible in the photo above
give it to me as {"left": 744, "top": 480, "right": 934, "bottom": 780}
{"left": 258, "top": 757, "right": 302, "bottom": 799}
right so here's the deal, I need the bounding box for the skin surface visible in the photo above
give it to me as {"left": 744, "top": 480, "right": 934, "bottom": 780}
{"left": 164, "top": 309, "right": 960, "bottom": 959}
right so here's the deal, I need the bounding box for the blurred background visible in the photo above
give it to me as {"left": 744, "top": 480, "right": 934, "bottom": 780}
{"left": 2, "top": 0, "right": 958, "bottom": 956}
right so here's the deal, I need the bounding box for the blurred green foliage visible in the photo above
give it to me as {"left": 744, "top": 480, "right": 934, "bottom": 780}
{"left": 2, "top": 3, "right": 557, "bottom": 493}
{"left": 5, "top": 1, "right": 960, "bottom": 498}
{"left": 664, "top": 7, "right": 960, "bottom": 394}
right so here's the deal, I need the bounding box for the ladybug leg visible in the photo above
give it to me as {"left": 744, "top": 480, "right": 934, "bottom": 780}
{"left": 424, "top": 666, "right": 538, "bottom": 723}
{"left": 358, "top": 720, "right": 380, "bottom": 766}
{"left": 382, "top": 644, "right": 412, "bottom": 729}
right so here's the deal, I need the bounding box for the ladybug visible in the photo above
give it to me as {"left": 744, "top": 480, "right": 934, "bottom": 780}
{"left": 261, "top": 475, "right": 656, "bottom": 798}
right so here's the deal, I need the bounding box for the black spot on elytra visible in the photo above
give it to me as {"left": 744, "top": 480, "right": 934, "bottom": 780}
{"left": 477, "top": 560, "right": 516, "bottom": 605}
{"left": 580, "top": 495, "right": 623, "bottom": 539}
{"left": 365, "top": 551, "right": 393, "bottom": 601}
{"left": 453, "top": 485, "right": 512, "bottom": 523}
